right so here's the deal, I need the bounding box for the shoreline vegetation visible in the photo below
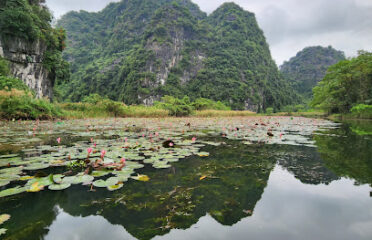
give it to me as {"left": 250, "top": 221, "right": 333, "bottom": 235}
{"left": 0, "top": 75, "right": 370, "bottom": 121}
{"left": 0, "top": 75, "right": 369, "bottom": 121}
{"left": 1, "top": 53, "right": 371, "bottom": 121}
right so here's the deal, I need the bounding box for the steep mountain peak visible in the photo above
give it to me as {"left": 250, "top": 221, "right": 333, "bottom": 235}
{"left": 57, "top": 0, "right": 299, "bottom": 111}
{"left": 280, "top": 45, "right": 345, "bottom": 97}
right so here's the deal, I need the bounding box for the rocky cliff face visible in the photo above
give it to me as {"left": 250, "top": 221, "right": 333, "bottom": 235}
{"left": 57, "top": 0, "right": 299, "bottom": 111}
{"left": 0, "top": 38, "right": 53, "bottom": 99}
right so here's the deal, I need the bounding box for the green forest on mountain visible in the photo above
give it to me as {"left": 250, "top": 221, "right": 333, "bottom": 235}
{"left": 0, "top": 0, "right": 371, "bottom": 118}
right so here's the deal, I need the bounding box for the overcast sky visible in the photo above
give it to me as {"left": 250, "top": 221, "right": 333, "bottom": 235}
{"left": 45, "top": 0, "right": 372, "bottom": 65}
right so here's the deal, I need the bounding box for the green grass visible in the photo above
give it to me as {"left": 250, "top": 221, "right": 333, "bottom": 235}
{"left": 193, "top": 110, "right": 256, "bottom": 117}
{"left": 59, "top": 103, "right": 169, "bottom": 119}
{"left": 0, "top": 93, "right": 63, "bottom": 120}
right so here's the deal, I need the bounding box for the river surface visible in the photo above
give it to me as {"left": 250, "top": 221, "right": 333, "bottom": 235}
{"left": 0, "top": 117, "right": 371, "bottom": 240}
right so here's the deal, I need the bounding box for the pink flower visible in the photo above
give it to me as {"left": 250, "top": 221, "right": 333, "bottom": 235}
{"left": 192, "top": 137, "right": 197, "bottom": 142}
{"left": 94, "top": 143, "right": 97, "bottom": 147}
{"left": 155, "top": 132, "right": 159, "bottom": 137}
{"left": 169, "top": 142, "right": 174, "bottom": 147}
{"left": 120, "top": 158, "right": 126, "bottom": 164}
{"left": 124, "top": 137, "right": 128, "bottom": 143}
{"left": 100, "top": 149, "right": 106, "bottom": 159}
{"left": 87, "top": 148, "right": 93, "bottom": 155}
{"left": 57, "top": 137, "right": 61, "bottom": 144}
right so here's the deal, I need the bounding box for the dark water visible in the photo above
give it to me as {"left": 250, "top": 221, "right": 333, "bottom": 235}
{"left": 0, "top": 119, "right": 371, "bottom": 240}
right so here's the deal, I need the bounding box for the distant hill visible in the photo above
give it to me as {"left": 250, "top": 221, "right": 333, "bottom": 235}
{"left": 56, "top": 0, "right": 299, "bottom": 111}
{"left": 280, "top": 46, "right": 345, "bottom": 98}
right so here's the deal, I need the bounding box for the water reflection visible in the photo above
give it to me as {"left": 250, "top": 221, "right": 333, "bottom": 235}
{"left": 1, "top": 120, "right": 372, "bottom": 240}
{"left": 45, "top": 208, "right": 135, "bottom": 240}
{"left": 44, "top": 167, "right": 372, "bottom": 240}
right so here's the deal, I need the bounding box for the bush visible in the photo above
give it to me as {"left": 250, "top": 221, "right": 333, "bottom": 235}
{"left": 155, "top": 95, "right": 194, "bottom": 117}
{"left": 351, "top": 104, "right": 372, "bottom": 119}
{"left": 82, "top": 93, "right": 105, "bottom": 104}
{"left": 0, "top": 57, "right": 10, "bottom": 76}
{"left": 0, "top": 95, "right": 63, "bottom": 120}
{"left": 0, "top": 75, "right": 62, "bottom": 120}
{"left": 265, "top": 107, "right": 274, "bottom": 115}
{"left": 0, "top": 76, "right": 29, "bottom": 91}
{"left": 192, "top": 98, "right": 230, "bottom": 111}
{"left": 101, "top": 99, "right": 126, "bottom": 117}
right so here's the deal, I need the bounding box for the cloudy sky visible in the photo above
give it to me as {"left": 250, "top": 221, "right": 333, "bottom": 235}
{"left": 45, "top": 0, "right": 372, "bottom": 65}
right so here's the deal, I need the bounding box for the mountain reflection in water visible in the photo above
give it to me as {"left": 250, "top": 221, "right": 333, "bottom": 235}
{"left": 1, "top": 120, "right": 371, "bottom": 240}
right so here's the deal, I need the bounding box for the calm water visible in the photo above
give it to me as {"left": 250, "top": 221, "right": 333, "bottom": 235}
{"left": 0, "top": 118, "right": 371, "bottom": 240}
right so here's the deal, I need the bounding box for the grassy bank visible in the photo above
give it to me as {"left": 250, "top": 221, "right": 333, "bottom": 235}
{"left": 193, "top": 110, "right": 256, "bottom": 117}
{"left": 59, "top": 102, "right": 256, "bottom": 119}
{"left": 59, "top": 103, "right": 169, "bottom": 119}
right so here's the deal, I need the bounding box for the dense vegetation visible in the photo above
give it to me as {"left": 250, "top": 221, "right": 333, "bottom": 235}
{"left": 311, "top": 51, "right": 372, "bottom": 116}
{"left": 56, "top": 0, "right": 299, "bottom": 111}
{"left": 280, "top": 46, "right": 345, "bottom": 98}
{"left": 0, "top": 0, "right": 70, "bottom": 85}
{"left": 0, "top": 57, "right": 63, "bottom": 120}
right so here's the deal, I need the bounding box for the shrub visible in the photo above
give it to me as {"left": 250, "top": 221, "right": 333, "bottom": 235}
{"left": 82, "top": 93, "right": 105, "bottom": 104}
{"left": 0, "top": 95, "right": 63, "bottom": 120}
{"left": 0, "top": 57, "right": 10, "bottom": 76}
{"left": 265, "top": 107, "right": 274, "bottom": 115}
{"left": 155, "top": 95, "right": 194, "bottom": 117}
{"left": 351, "top": 104, "right": 372, "bottom": 119}
{"left": 101, "top": 99, "right": 126, "bottom": 117}
{"left": 0, "top": 76, "right": 29, "bottom": 91}
{"left": 192, "top": 98, "right": 230, "bottom": 111}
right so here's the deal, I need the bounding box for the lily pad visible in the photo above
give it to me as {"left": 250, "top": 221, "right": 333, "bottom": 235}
{"left": 0, "top": 228, "right": 6, "bottom": 236}
{"left": 0, "top": 186, "right": 26, "bottom": 198}
{"left": 48, "top": 183, "right": 71, "bottom": 191}
{"left": 0, "top": 214, "right": 10, "bottom": 225}
{"left": 91, "top": 171, "right": 111, "bottom": 177}
{"left": 53, "top": 174, "right": 64, "bottom": 184}
{"left": 198, "top": 152, "right": 210, "bottom": 157}
{"left": 19, "top": 176, "right": 34, "bottom": 181}
{"left": 92, "top": 179, "right": 107, "bottom": 188}
{"left": 106, "top": 177, "right": 119, "bottom": 186}
{"left": 131, "top": 174, "right": 150, "bottom": 182}
{"left": 0, "top": 180, "right": 10, "bottom": 187}
{"left": 24, "top": 163, "right": 49, "bottom": 171}
{"left": 27, "top": 182, "right": 44, "bottom": 192}
{"left": 107, "top": 183, "right": 123, "bottom": 191}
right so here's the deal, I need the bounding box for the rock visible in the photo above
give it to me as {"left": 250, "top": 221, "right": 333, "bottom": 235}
{"left": 0, "top": 38, "right": 53, "bottom": 100}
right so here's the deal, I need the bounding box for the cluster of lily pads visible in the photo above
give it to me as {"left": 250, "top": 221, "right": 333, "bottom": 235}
{"left": 0, "top": 117, "right": 338, "bottom": 198}
{"left": 0, "top": 213, "right": 10, "bottom": 236}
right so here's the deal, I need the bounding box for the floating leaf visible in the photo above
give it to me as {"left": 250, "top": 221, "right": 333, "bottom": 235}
{"left": 27, "top": 175, "right": 53, "bottom": 187}
{"left": 0, "top": 180, "right": 10, "bottom": 187}
{"left": 198, "top": 152, "right": 210, "bottom": 157}
{"left": 48, "top": 183, "right": 71, "bottom": 191}
{"left": 0, "top": 186, "right": 26, "bottom": 198}
{"left": 107, "top": 183, "right": 123, "bottom": 191}
{"left": 19, "top": 176, "right": 34, "bottom": 181}
{"left": 0, "top": 228, "right": 6, "bottom": 236}
{"left": 70, "top": 174, "right": 94, "bottom": 185}
{"left": 106, "top": 177, "right": 119, "bottom": 186}
{"left": 0, "top": 214, "right": 10, "bottom": 225}
{"left": 27, "top": 182, "right": 44, "bottom": 192}
{"left": 132, "top": 174, "right": 150, "bottom": 182}
{"left": 91, "top": 171, "right": 110, "bottom": 177}
{"left": 92, "top": 179, "right": 107, "bottom": 188}
{"left": 24, "top": 163, "right": 49, "bottom": 171}
{"left": 53, "top": 174, "right": 64, "bottom": 184}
